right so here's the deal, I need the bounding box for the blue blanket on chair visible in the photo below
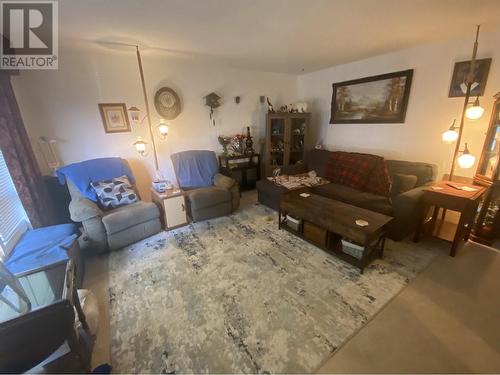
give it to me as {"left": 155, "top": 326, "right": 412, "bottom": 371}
{"left": 56, "top": 157, "right": 135, "bottom": 201}
{"left": 171, "top": 150, "right": 218, "bottom": 188}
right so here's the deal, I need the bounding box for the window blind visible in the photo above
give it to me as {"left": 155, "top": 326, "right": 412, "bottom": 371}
{"left": 0, "top": 149, "right": 29, "bottom": 256}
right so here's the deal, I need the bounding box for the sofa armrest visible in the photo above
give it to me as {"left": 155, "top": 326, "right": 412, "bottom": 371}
{"left": 214, "top": 173, "right": 236, "bottom": 190}
{"left": 391, "top": 185, "right": 429, "bottom": 220}
{"left": 69, "top": 198, "right": 102, "bottom": 222}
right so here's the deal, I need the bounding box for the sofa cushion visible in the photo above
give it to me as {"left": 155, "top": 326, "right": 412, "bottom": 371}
{"left": 386, "top": 160, "right": 437, "bottom": 187}
{"left": 305, "top": 149, "right": 332, "bottom": 178}
{"left": 102, "top": 201, "right": 159, "bottom": 235}
{"left": 391, "top": 173, "right": 418, "bottom": 196}
{"left": 185, "top": 186, "right": 231, "bottom": 211}
{"left": 325, "top": 151, "right": 380, "bottom": 191}
{"left": 313, "top": 182, "right": 393, "bottom": 216}
{"left": 91, "top": 175, "right": 138, "bottom": 209}
{"left": 365, "top": 158, "right": 392, "bottom": 196}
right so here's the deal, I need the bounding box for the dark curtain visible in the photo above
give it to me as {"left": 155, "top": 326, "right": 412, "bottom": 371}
{"left": 0, "top": 72, "right": 54, "bottom": 228}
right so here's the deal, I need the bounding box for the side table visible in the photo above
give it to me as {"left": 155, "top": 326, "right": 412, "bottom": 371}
{"left": 151, "top": 188, "right": 189, "bottom": 230}
{"left": 0, "top": 260, "right": 91, "bottom": 372}
{"left": 219, "top": 153, "right": 260, "bottom": 190}
{"left": 413, "top": 181, "right": 487, "bottom": 256}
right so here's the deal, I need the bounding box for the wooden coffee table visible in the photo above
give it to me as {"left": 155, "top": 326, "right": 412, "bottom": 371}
{"left": 279, "top": 190, "right": 393, "bottom": 273}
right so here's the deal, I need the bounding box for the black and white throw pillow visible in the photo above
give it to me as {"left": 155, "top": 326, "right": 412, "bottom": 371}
{"left": 90, "top": 175, "right": 138, "bottom": 209}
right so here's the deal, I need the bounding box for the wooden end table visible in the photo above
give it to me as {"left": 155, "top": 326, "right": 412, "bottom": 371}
{"left": 413, "top": 181, "right": 487, "bottom": 256}
{"left": 219, "top": 153, "right": 260, "bottom": 190}
{"left": 151, "top": 188, "right": 189, "bottom": 230}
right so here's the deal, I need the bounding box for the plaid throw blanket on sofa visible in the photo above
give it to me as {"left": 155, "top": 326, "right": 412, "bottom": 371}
{"left": 325, "top": 151, "right": 392, "bottom": 196}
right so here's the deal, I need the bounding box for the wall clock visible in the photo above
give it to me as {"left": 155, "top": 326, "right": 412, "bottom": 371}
{"left": 154, "top": 87, "right": 181, "bottom": 120}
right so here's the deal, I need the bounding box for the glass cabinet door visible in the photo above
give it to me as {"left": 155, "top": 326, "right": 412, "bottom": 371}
{"left": 269, "top": 118, "right": 285, "bottom": 168}
{"left": 478, "top": 105, "right": 500, "bottom": 179}
{"left": 288, "top": 117, "right": 307, "bottom": 167}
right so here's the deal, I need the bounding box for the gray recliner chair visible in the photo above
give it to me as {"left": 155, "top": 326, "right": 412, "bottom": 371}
{"left": 171, "top": 150, "right": 240, "bottom": 222}
{"left": 57, "top": 158, "right": 161, "bottom": 253}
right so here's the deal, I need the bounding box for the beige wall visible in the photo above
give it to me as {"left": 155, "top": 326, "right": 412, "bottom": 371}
{"left": 297, "top": 29, "right": 500, "bottom": 179}
{"left": 11, "top": 42, "right": 297, "bottom": 199}
{"left": 12, "top": 29, "right": 500, "bottom": 201}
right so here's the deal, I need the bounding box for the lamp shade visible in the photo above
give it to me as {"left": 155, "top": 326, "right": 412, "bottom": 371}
{"left": 465, "top": 97, "right": 484, "bottom": 120}
{"left": 133, "top": 136, "right": 147, "bottom": 155}
{"left": 442, "top": 129, "right": 459, "bottom": 144}
{"left": 128, "top": 106, "right": 141, "bottom": 124}
{"left": 458, "top": 153, "right": 476, "bottom": 168}
{"left": 158, "top": 118, "right": 169, "bottom": 139}
{"left": 457, "top": 143, "right": 475, "bottom": 169}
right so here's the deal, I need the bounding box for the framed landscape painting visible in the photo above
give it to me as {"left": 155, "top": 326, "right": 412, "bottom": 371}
{"left": 330, "top": 69, "right": 413, "bottom": 124}
{"left": 448, "top": 58, "right": 491, "bottom": 97}
{"left": 98, "top": 103, "right": 131, "bottom": 133}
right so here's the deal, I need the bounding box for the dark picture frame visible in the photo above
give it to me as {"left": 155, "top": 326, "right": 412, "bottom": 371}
{"left": 98, "top": 103, "right": 131, "bottom": 134}
{"left": 330, "top": 69, "right": 413, "bottom": 124}
{"left": 448, "top": 58, "right": 492, "bottom": 97}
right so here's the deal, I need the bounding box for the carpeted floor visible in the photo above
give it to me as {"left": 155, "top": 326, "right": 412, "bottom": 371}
{"left": 318, "top": 242, "right": 500, "bottom": 373}
{"left": 108, "top": 202, "right": 440, "bottom": 373}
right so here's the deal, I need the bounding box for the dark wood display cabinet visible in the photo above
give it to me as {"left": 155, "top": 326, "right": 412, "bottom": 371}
{"left": 265, "top": 112, "right": 311, "bottom": 177}
{"left": 472, "top": 92, "right": 500, "bottom": 245}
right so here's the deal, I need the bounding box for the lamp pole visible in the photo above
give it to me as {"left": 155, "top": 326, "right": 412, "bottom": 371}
{"left": 448, "top": 25, "right": 480, "bottom": 181}
{"left": 135, "top": 45, "right": 160, "bottom": 172}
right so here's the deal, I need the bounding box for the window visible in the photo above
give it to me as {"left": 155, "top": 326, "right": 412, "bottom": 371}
{"left": 0, "top": 149, "right": 30, "bottom": 258}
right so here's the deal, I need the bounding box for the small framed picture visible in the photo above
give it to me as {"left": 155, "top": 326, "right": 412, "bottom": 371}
{"left": 448, "top": 58, "right": 491, "bottom": 97}
{"left": 98, "top": 103, "right": 131, "bottom": 133}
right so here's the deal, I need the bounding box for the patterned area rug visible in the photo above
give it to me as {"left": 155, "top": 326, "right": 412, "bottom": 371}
{"left": 109, "top": 201, "right": 439, "bottom": 373}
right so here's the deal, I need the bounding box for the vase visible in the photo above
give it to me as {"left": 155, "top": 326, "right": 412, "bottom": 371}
{"left": 245, "top": 126, "right": 254, "bottom": 155}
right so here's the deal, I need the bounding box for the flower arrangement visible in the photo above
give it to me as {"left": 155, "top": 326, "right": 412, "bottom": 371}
{"left": 230, "top": 134, "right": 246, "bottom": 155}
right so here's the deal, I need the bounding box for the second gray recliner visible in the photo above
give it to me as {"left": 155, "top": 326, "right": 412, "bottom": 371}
{"left": 171, "top": 150, "right": 239, "bottom": 222}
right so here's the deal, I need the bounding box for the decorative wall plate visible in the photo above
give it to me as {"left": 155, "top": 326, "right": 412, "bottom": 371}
{"left": 154, "top": 87, "right": 181, "bottom": 119}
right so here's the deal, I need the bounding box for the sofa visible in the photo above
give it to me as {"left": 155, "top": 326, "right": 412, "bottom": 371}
{"left": 256, "top": 149, "right": 437, "bottom": 241}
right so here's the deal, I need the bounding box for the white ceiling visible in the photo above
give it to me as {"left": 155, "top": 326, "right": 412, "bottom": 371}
{"left": 60, "top": 0, "right": 500, "bottom": 74}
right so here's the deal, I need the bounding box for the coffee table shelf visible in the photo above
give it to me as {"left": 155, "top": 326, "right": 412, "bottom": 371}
{"left": 279, "top": 191, "right": 393, "bottom": 273}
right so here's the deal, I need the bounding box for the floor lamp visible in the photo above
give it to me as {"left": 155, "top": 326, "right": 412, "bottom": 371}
{"left": 129, "top": 46, "right": 169, "bottom": 180}
{"left": 444, "top": 25, "right": 485, "bottom": 181}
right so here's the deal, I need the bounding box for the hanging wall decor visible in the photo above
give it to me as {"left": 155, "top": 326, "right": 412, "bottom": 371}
{"left": 330, "top": 69, "right": 413, "bottom": 124}
{"left": 154, "top": 87, "right": 182, "bottom": 120}
{"left": 98, "top": 103, "right": 131, "bottom": 133}
{"left": 204, "top": 92, "right": 221, "bottom": 126}
{"left": 448, "top": 58, "right": 491, "bottom": 98}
